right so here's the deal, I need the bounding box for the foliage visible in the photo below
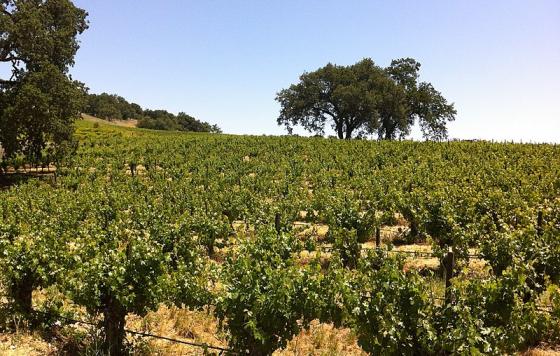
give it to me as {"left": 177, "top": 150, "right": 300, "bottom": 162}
{"left": 331, "top": 227, "right": 361, "bottom": 269}
{"left": 215, "top": 227, "right": 313, "bottom": 355}
{"left": 352, "top": 251, "right": 436, "bottom": 355}
{"left": 437, "top": 264, "right": 551, "bottom": 354}
{"left": 0, "top": 178, "right": 210, "bottom": 354}
{"left": 0, "top": 182, "right": 81, "bottom": 318}
{"left": 1, "top": 121, "right": 559, "bottom": 354}
{"left": 85, "top": 93, "right": 143, "bottom": 120}
{"left": 137, "top": 111, "right": 221, "bottom": 133}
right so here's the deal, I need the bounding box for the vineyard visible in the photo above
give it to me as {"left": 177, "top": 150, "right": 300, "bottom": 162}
{"left": 1, "top": 119, "right": 560, "bottom": 355}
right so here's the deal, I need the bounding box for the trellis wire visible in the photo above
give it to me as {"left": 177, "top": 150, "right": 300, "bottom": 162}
{"left": 28, "top": 309, "right": 241, "bottom": 355}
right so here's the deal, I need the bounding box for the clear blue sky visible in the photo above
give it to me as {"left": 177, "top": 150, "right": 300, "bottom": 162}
{"left": 72, "top": 0, "right": 560, "bottom": 142}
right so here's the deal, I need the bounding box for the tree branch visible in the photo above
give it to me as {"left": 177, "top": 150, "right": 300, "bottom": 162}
{"left": 0, "top": 54, "right": 23, "bottom": 62}
{"left": 319, "top": 108, "right": 336, "bottom": 119}
{"left": 0, "top": 79, "right": 16, "bottom": 86}
{"left": 0, "top": 41, "right": 15, "bottom": 62}
{"left": 2, "top": 9, "right": 14, "bottom": 20}
{"left": 3, "top": 55, "right": 22, "bottom": 62}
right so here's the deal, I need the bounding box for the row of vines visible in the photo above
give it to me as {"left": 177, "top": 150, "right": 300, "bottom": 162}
{"left": 1, "top": 121, "right": 560, "bottom": 355}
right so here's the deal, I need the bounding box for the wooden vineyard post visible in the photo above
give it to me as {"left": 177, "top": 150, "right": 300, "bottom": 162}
{"left": 537, "top": 210, "right": 543, "bottom": 237}
{"left": 443, "top": 248, "right": 455, "bottom": 305}
{"left": 275, "top": 213, "right": 281, "bottom": 234}
{"left": 129, "top": 162, "right": 136, "bottom": 177}
{"left": 375, "top": 227, "right": 381, "bottom": 248}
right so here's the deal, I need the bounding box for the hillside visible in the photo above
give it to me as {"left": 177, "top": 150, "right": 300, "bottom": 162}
{"left": 83, "top": 92, "right": 221, "bottom": 133}
{"left": 81, "top": 113, "right": 138, "bottom": 128}
{"left": 1, "top": 122, "right": 560, "bottom": 355}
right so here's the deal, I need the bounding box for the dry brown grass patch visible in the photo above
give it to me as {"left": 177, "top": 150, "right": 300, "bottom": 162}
{"left": 126, "top": 305, "right": 227, "bottom": 355}
{"left": 0, "top": 333, "right": 56, "bottom": 356}
{"left": 522, "top": 348, "right": 560, "bottom": 355}
{"left": 273, "top": 319, "right": 366, "bottom": 356}
{"left": 297, "top": 250, "right": 332, "bottom": 269}
{"left": 381, "top": 225, "right": 409, "bottom": 243}
{"left": 81, "top": 113, "right": 138, "bottom": 128}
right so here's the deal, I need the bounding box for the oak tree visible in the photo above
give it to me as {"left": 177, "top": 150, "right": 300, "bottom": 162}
{"left": 276, "top": 58, "right": 456, "bottom": 140}
{"left": 0, "top": 0, "right": 88, "bottom": 162}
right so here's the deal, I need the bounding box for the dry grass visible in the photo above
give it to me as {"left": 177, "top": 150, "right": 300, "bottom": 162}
{"left": 126, "top": 305, "right": 227, "bottom": 355}
{"left": 0, "top": 333, "right": 55, "bottom": 356}
{"left": 2, "top": 283, "right": 227, "bottom": 355}
{"left": 403, "top": 256, "right": 441, "bottom": 274}
{"left": 382, "top": 225, "right": 409, "bottom": 242}
{"left": 232, "top": 220, "right": 255, "bottom": 233}
{"left": 461, "top": 257, "right": 491, "bottom": 278}
{"left": 296, "top": 223, "right": 329, "bottom": 241}
{"left": 392, "top": 243, "right": 432, "bottom": 254}
{"left": 3, "top": 165, "right": 56, "bottom": 174}
{"left": 124, "top": 163, "right": 148, "bottom": 176}
{"left": 393, "top": 212, "right": 408, "bottom": 226}
{"left": 391, "top": 244, "right": 439, "bottom": 274}
{"left": 81, "top": 113, "right": 138, "bottom": 128}
{"left": 0, "top": 305, "right": 226, "bottom": 355}
{"left": 391, "top": 244, "right": 490, "bottom": 277}
{"left": 273, "top": 320, "right": 367, "bottom": 356}
{"left": 522, "top": 348, "right": 560, "bottom": 355}
{"left": 297, "top": 250, "right": 332, "bottom": 269}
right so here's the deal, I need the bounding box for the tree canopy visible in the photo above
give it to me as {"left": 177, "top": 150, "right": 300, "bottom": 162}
{"left": 276, "top": 58, "right": 457, "bottom": 140}
{"left": 85, "top": 93, "right": 143, "bottom": 121}
{"left": 0, "top": 0, "right": 88, "bottom": 161}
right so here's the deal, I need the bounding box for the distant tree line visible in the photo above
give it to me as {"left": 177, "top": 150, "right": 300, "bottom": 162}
{"left": 85, "top": 93, "right": 221, "bottom": 133}
{"left": 139, "top": 110, "right": 222, "bottom": 133}
{"left": 85, "top": 93, "right": 143, "bottom": 120}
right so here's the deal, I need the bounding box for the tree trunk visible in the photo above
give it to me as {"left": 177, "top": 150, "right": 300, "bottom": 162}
{"left": 381, "top": 118, "right": 396, "bottom": 140}
{"left": 536, "top": 210, "right": 543, "bottom": 237}
{"left": 336, "top": 121, "right": 344, "bottom": 139}
{"left": 345, "top": 128, "right": 353, "bottom": 140}
{"left": 410, "top": 220, "right": 419, "bottom": 240}
{"left": 384, "top": 130, "right": 393, "bottom": 140}
{"left": 248, "top": 338, "right": 268, "bottom": 356}
{"left": 443, "top": 250, "right": 455, "bottom": 305}
{"left": 275, "top": 212, "right": 282, "bottom": 234}
{"left": 101, "top": 292, "right": 127, "bottom": 356}
{"left": 10, "top": 275, "right": 34, "bottom": 317}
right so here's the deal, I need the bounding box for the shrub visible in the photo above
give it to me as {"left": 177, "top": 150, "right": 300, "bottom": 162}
{"left": 331, "top": 228, "right": 361, "bottom": 269}
{"left": 215, "top": 227, "right": 317, "bottom": 355}
{"left": 352, "top": 251, "right": 436, "bottom": 355}
{"left": 62, "top": 187, "right": 208, "bottom": 354}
